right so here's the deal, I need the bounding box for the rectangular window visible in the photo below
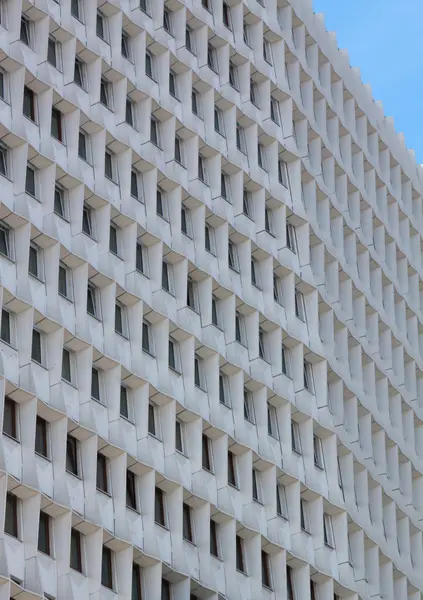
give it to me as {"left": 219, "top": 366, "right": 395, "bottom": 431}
{"left": 286, "top": 222, "right": 297, "bottom": 252}
{"left": 51, "top": 107, "right": 63, "bottom": 142}
{"left": 300, "top": 498, "right": 310, "bottom": 533}
{"left": 1, "top": 308, "right": 11, "bottom": 345}
{"left": 258, "top": 143, "right": 266, "bottom": 170}
{"left": 227, "top": 450, "right": 237, "bottom": 488}
{"left": 265, "top": 207, "right": 274, "bottom": 235}
{"left": 148, "top": 402, "right": 158, "bottom": 437}
{"left": 291, "top": 420, "right": 301, "bottom": 453}
{"left": 202, "top": 434, "right": 212, "bottom": 472}
{"left": 121, "top": 31, "right": 131, "bottom": 60}
{"left": 182, "top": 503, "right": 194, "bottom": 543}
{"left": 194, "top": 354, "right": 206, "bottom": 390}
{"left": 145, "top": 50, "right": 156, "bottom": 81}
{"left": 78, "top": 130, "right": 88, "bottom": 161}
{"left": 181, "top": 205, "right": 191, "bottom": 237}
{"left": 132, "top": 564, "right": 142, "bottom": 600}
{"left": 276, "top": 484, "right": 288, "bottom": 519}
{"left": 5, "top": 492, "right": 18, "bottom": 538}
{"left": 198, "top": 154, "right": 207, "bottom": 183}
{"left": 23, "top": 86, "right": 36, "bottom": 121}
{"left": 207, "top": 43, "right": 218, "bottom": 72}
{"left": 168, "top": 337, "right": 180, "bottom": 372}
{"left": 295, "top": 289, "right": 305, "bottom": 321}
{"left": 161, "top": 261, "right": 173, "bottom": 293}
{"left": 235, "top": 311, "right": 246, "bottom": 345}
{"left": 263, "top": 39, "right": 273, "bottom": 64}
{"left": 100, "top": 78, "right": 112, "bottom": 109}
{"left": 282, "top": 344, "right": 290, "bottom": 376}
{"left": 104, "top": 150, "right": 116, "bottom": 181}
{"left": 156, "top": 187, "right": 167, "bottom": 219}
{"left": 131, "top": 169, "right": 142, "bottom": 201}
{"left": 58, "top": 263, "right": 71, "bottom": 300}
{"left": 175, "top": 419, "right": 185, "bottom": 454}
{"left": 211, "top": 295, "right": 219, "bottom": 327}
{"left": 150, "top": 116, "right": 161, "bottom": 148}
{"left": 136, "top": 242, "right": 148, "bottom": 275}
{"left": 185, "top": 25, "right": 195, "bottom": 54}
{"left": 54, "top": 185, "right": 67, "bottom": 219}
{"left": 82, "top": 203, "right": 94, "bottom": 237}
{"left": 91, "top": 367, "right": 101, "bottom": 401}
{"left": 66, "top": 434, "right": 79, "bottom": 476}
{"left": 70, "top": 528, "right": 82, "bottom": 572}
{"left": 236, "top": 124, "right": 246, "bottom": 153}
{"left": 187, "top": 277, "right": 198, "bottom": 311}
{"left": 38, "top": 511, "right": 51, "bottom": 555}
{"left": 214, "top": 107, "right": 225, "bottom": 135}
{"left": 163, "top": 6, "right": 173, "bottom": 34}
{"left": 120, "top": 385, "right": 130, "bottom": 420}
{"left": 222, "top": 2, "right": 232, "bottom": 29}
{"left": 304, "top": 360, "right": 314, "bottom": 393}
{"left": 61, "top": 348, "right": 73, "bottom": 383}
{"left": 262, "top": 550, "right": 272, "bottom": 589}
{"left": 142, "top": 320, "right": 153, "bottom": 354}
{"left": 31, "top": 328, "right": 43, "bottom": 365}
{"left": 267, "top": 403, "right": 278, "bottom": 438}
{"left": 250, "top": 80, "right": 260, "bottom": 107}
{"left": 3, "top": 396, "right": 18, "bottom": 439}
{"left": 26, "top": 165, "right": 36, "bottom": 197}
{"left": 210, "top": 519, "right": 219, "bottom": 557}
{"left": 154, "top": 486, "right": 166, "bottom": 526}
{"left": 96, "top": 452, "right": 108, "bottom": 494}
{"left": 169, "top": 70, "right": 178, "bottom": 99}
{"left": 323, "top": 513, "right": 335, "bottom": 548}
{"left": 278, "top": 159, "right": 288, "bottom": 186}
{"left": 87, "top": 282, "right": 100, "bottom": 319}
{"left": 205, "top": 223, "right": 216, "bottom": 255}
{"left": 258, "top": 327, "right": 267, "bottom": 361}
{"left": 125, "top": 97, "right": 136, "bottom": 128}
{"left": 162, "top": 580, "right": 171, "bottom": 600}
{"left": 47, "top": 36, "right": 60, "bottom": 69}
{"left": 74, "top": 57, "right": 86, "bottom": 89}
{"left": 313, "top": 434, "right": 324, "bottom": 469}
{"left": 140, "top": 0, "right": 150, "bottom": 15}
{"left": 96, "top": 10, "right": 108, "bottom": 41}
{"left": 252, "top": 468, "right": 262, "bottom": 502}
{"left": 251, "top": 257, "right": 261, "bottom": 288}
{"left": 219, "top": 372, "right": 230, "bottom": 407}
{"left": 109, "top": 224, "right": 119, "bottom": 255}
{"left": 115, "top": 302, "right": 127, "bottom": 337}
{"left": 192, "top": 88, "right": 201, "bottom": 117}
{"left": 274, "top": 274, "right": 283, "bottom": 305}
{"left": 243, "top": 388, "right": 254, "bottom": 422}
{"left": 287, "top": 565, "right": 295, "bottom": 600}
{"left": 243, "top": 188, "right": 252, "bottom": 219}
{"left": 270, "top": 97, "right": 280, "bottom": 124}
{"left": 236, "top": 535, "right": 246, "bottom": 573}
{"left": 29, "top": 243, "right": 42, "bottom": 279}
{"left": 229, "top": 61, "right": 239, "bottom": 90}
{"left": 0, "top": 145, "right": 8, "bottom": 178}
{"left": 126, "top": 470, "right": 137, "bottom": 510}
{"left": 20, "top": 16, "right": 32, "bottom": 46}
{"left": 101, "top": 546, "right": 113, "bottom": 589}
{"left": 228, "top": 240, "right": 239, "bottom": 272}
{"left": 71, "top": 0, "right": 82, "bottom": 20}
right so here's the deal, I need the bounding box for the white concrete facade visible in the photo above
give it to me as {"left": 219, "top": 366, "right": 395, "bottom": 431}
{"left": 0, "top": 0, "right": 422, "bottom": 599}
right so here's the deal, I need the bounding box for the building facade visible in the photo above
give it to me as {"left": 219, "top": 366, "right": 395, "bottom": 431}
{"left": 0, "top": 0, "right": 422, "bottom": 599}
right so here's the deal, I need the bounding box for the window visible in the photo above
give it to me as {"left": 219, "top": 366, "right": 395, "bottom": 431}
{"left": 132, "top": 564, "right": 142, "bottom": 600}
{"left": 198, "top": 154, "right": 207, "bottom": 183}
{"left": 61, "top": 348, "right": 74, "bottom": 383}
{"left": 108, "top": 224, "right": 119, "bottom": 257}
{"left": 0, "top": 144, "right": 8, "bottom": 177}
{"left": 211, "top": 295, "right": 219, "bottom": 327}
{"left": 1, "top": 309, "right": 11, "bottom": 345}
{"left": 78, "top": 129, "right": 89, "bottom": 161}
{"left": 251, "top": 257, "right": 261, "bottom": 288}
{"left": 131, "top": 169, "right": 142, "bottom": 201}
{"left": 202, "top": 0, "right": 211, "bottom": 11}
{"left": 25, "top": 166, "right": 37, "bottom": 200}
{"left": 219, "top": 372, "right": 230, "bottom": 407}
{"left": 91, "top": 367, "right": 101, "bottom": 401}
{"left": 23, "top": 86, "right": 36, "bottom": 122}
{"left": 258, "top": 143, "right": 266, "bottom": 170}
{"left": 87, "top": 283, "right": 99, "bottom": 318}
{"left": 229, "top": 61, "right": 239, "bottom": 90}
{"left": 162, "top": 260, "right": 173, "bottom": 293}
{"left": 236, "top": 124, "right": 246, "bottom": 153}
{"left": 47, "top": 36, "right": 60, "bottom": 69}
{"left": 265, "top": 207, "right": 274, "bottom": 235}
{"left": 121, "top": 31, "right": 131, "bottom": 60}
{"left": 182, "top": 503, "right": 194, "bottom": 543}
{"left": 243, "top": 20, "right": 251, "bottom": 46}
{"left": 250, "top": 80, "right": 260, "bottom": 107}
{"left": 156, "top": 187, "right": 167, "bottom": 219}
{"left": 140, "top": 0, "right": 150, "bottom": 15}
{"left": 276, "top": 484, "right": 288, "bottom": 519}
{"left": 300, "top": 498, "right": 310, "bottom": 533}
{"left": 148, "top": 402, "right": 159, "bottom": 437}
{"left": 235, "top": 311, "right": 246, "bottom": 345}
{"left": 162, "top": 580, "right": 171, "bottom": 600}
{"left": 66, "top": 435, "right": 79, "bottom": 476}
{"left": 175, "top": 419, "right": 185, "bottom": 453}
{"left": 125, "top": 97, "right": 136, "bottom": 128}
{"left": 150, "top": 116, "right": 161, "bottom": 147}
{"left": 303, "top": 360, "right": 314, "bottom": 392}
{"left": 222, "top": 2, "right": 232, "bottom": 29}
{"left": 252, "top": 468, "right": 261, "bottom": 502}
{"left": 270, "top": 97, "right": 280, "bottom": 124}
{"left": 244, "top": 388, "right": 254, "bottom": 422}
{"left": 236, "top": 535, "right": 246, "bottom": 573}
{"left": 38, "top": 511, "right": 51, "bottom": 555}
{"left": 70, "top": 528, "right": 82, "bottom": 572}
{"left": 287, "top": 565, "right": 295, "bottom": 600}
{"left": 185, "top": 25, "right": 195, "bottom": 54}
{"left": 187, "top": 277, "right": 198, "bottom": 311}
{"left": 279, "top": 159, "right": 288, "bottom": 186}
{"left": 181, "top": 205, "right": 191, "bottom": 237}
{"left": 74, "top": 58, "right": 86, "bottom": 89}
{"left": 258, "top": 327, "right": 267, "bottom": 361}
{"left": 192, "top": 88, "right": 201, "bottom": 117}
{"left": 20, "top": 16, "right": 31, "bottom": 47}
{"left": 104, "top": 149, "right": 116, "bottom": 181}
{"left": 282, "top": 344, "right": 290, "bottom": 376}
{"left": 313, "top": 434, "right": 324, "bottom": 469}
{"left": 210, "top": 519, "right": 219, "bottom": 557}
{"left": 228, "top": 240, "right": 239, "bottom": 271}
{"left": 142, "top": 320, "right": 153, "bottom": 354}
{"left": 115, "top": 302, "right": 127, "bottom": 337}
{"left": 82, "top": 203, "right": 94, "bottom": 237}
{"left": 54, "top": 185, "right": 67, "bottom": 219}
{"left": 220, "top": 171, "right": 230, "bottom": 201}
{"left": 202, "top": 433, "right": 212, "bottom": 471}
{"left": 262, "top": 551, "right": 272, "bottom": 589}
{"left": 263, "top": 39, "right": 272, "bottom": 64}
{"left": 51, "top": 107, "right": 63, "bottom": 142}
{"left": 274, "top": 274, "right": 283, "bottom": 305}
{"left": 227, "top": 450, "right": 237, "bottom": 487}
{"left": 207, "top": 43, "right": 218, "bottom": 72}
{"left": 96, "top": 452, "right": 108, "bottom": 493}
{"left": 5, "top": 492, "right": 18, "bottom": 538}
{"left": 294, "top": 289, "right": 305, "bottom": 321}
{"left": 323, "top": 513, "right": 335, "bottom": 548}
{"left": 120, "top": 385, "right": 130, "bottom": 420}
{"left": 136, "top": 242, "right": 148, "bottom": 275}
{"left": 169, "top": 70, "right": 178, "bottom": 99}
{"left": 3, "top": 396, "right": 18, "bottom": 439}
{"left": 31, "top": 328, "right": 43, "bottom": 365}
{"left": 58, "top": 263, "right": 72, "bottom": 299}
{"left": 101, "top": 546, "right": 113, "bottom": 589}
{"left": 194, "top": 354, "right": 205, "bottom": 390}
{"left": 126, "top": 470, "right": 137, "bottom": 510}
{"left": 0, "top": 71, "right": 5, "bottom": 101}
{"left": 154, "top": 486, "right": 166, "bottom": 526}
{"left": 175, "top": 135, "right": 184, "bottom": 165}
{"left": 168, "top": 337, "right": 180, "bottom": 372}
{"left": 291, "top": 420, "right": 301, "bottom": 453}
{"left": 100, "top": 77, "right": 112, "bottom": 109}
{"left": 267, "top": 403, "right": 278, "bottom": 438}
{"left": 286, "top": 222, "right": 297, "bottom": 252}
{"left": 71, "top": 0, "right": 82, "bottom": 20}
{"left": 163, "top": 7, "right": 173, "bottom": 35}
{"left": 214, "top": 107, "right": 225, "bottom": 135}
{"left": 205, "top": 223, "right": 216, "bottom": 254}
{"left": 96, "top": 10, "right": 108, "bottom": 41}
{"left": 145, "top": 50, "right": 156, "bottom": 81}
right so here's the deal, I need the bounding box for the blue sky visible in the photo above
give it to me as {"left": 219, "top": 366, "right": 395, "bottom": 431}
{"left": 312, "top": 0, "right": 423, "bottom": 164}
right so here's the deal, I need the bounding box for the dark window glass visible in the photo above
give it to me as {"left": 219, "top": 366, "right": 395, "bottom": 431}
{"left": 54, "top": 186, "right": 65, "bottom": 217}
{"left": 26, "top": 166, "right": 36, "bottom": 196}
{"left": 182, "top": 503, "right": 193, "bottom": 542}
{"left": 132, "top": 563, "right": 142, "bottom": 600}
{"left": 96, "top": 453, "right": 108, "bottom": 493}
{"left": 148, "top": 403, "right": 156, "bottom": 436}
{"left": 58, "top": 265, "right": 68, "bottom": 297}
{"left": 3, "top": 396, "right": 17, "bottom": 439}
{"left": 23, "top": 86, "right": 35, "bottom": 121}
{"left": 38, "top": 511, "right": 51, "bottom": 555}
{"left": 136, "top": 243, "right": 144, "bottom": 273}
{"left": 70, "top": 528, "right": 82, "bottom": 572}
{"left": 126, "top": 98, "right": 134, "bottom": 126}
{"left": 101, "top": 546, "right": 113, "bottom": 589}
{"left": 154, "top": 486, "right": 165, "bottom": 526}
{"left": 210, "top": 519, "right": 219, "bottom": 557}
{"left": 109, "top": 225, "right": 118, "bottom": 255}
{"left": 262, "top": 550, "right": 272, "bottom": 588}
{"left": 35, "top": 416, "right": 48, "bottom": 457}
{"left": 126, "top": 470, "right": 137, "bottom": 510}
{"left": 1, "top": 309, "right": 10, "bottom": 344}
{"left": 62, "top": 348, "right": 71, "bottom": 382}
{"left": 236, "top": 535, "right": 245, "bottom": 572}
{"left": 47, "top": 37, "right": 57, "bottom": 67}
{"left": 175, "top": 420, "right": 183, "bottom": 453}
{"left": 228, "top": 451, "right": 237, "bottom": 487}
{"left": 31, "top": 328, "right": 42, "bottom": 362}
{"left": 78, "top": 131, "right": 87, "bottom": 160}
{"left": 20, "top": 17, "right": 31, "bottom": 46}
{"left": 51, "top": 107, "right": 63, "bottom": 141}
{"left": 66, "top": 435, "right": 78, "bottom": 475}
{"left": 161, "top": 579, "right": 171, "bottom": 600}
{"left": 5, "top": 492, "right": 18, "bottom": 538}
{"left": 202, "top": 434, "right": 211, "bottom": 471}
{"left": 120, "top": 385, "right": 128, "bottom": 418}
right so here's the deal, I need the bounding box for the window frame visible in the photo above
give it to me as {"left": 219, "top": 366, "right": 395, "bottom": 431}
{"left": 291, "top": 420, "right": 301, "bottom": 454}
{"left": 210, "top": 518, "right": 220, "bottom": 558}
{"left": 323, "top": 512, "right": 335, "bottom": 548}
{"left": 222, "top": 2, "right": 232, "bottom": 30}
{"left": 235, "top": 311, "right": 247, "bottom": 346}
{"left": 243, "top": 387, "right": 255, "bottom": 423}
{"left": 96, "top": 451, "right": 109, "bottom": 495}
{"left": 267, "top": 403, "right": 279, "bottom": 439}
{"left": 276, "top": 483, "right": 288, "bottom": 519}
{"left": 87, "top": 282, "right": 100, "bottom": 320}
{"left": 161, "top": 260, "right": 174, "bottom": 294}
{"left": 73, "top": 56, "right": 86, "bottom": 90}
{"left": 294, "top": 288, "right": 305, "bottom": 321}
{"left": 136, "top": 241, "right": 148, "bottom": 276}
{"left": 78, "top": 129, "right": 90, "bottom": 162}
{"left": 192, "top": 88, "right": 202, "bottom": 118}
{"left": 227, "top": 449, "right": 238, "bottom": 488}
{"left": 126, "top": 469, "right": 138, "bottom": 511}
{"left": 47, "top": 35, "right": 61, "bottom": 70}
{"left": 96, "top": 9, "right": 108, "bottom": 42}
{"left": 101, "top": 545, "right": 114, "bottom": 590}
{"left": 207, "top": 42, "right": 218, "bottom": 73}
{"left": 261, "top": 550, "right": 273, "bottom": 590}
{"left": 91, "top": 366, "right": 102, "bottom": 403}
{"left": 61, "top": 347, "right": 76, "bottom": 385}
{"left": 300, "top": 497, "right": 311, "bottom": 533}
{"left": 273, "top": 273, "right": 284, "bottom": 306}
{"left": 125, "top": 96, "right": 137, "bottom": 129}
{"left": 115, "top": 301, "right": 128, "bottom": 338}
{"left": 145, "top": 49, "right": 157, "bottom": 81}
{"left": 168, "top": 337, "right": 181, "bottom": 374}
{"left": 313, "top": 434, "right": 324, "bottom": 469}
{"left": 70, "top": 527, "right": 83, "bottom": 573}
{"left": 252, "top": 467, "right": 262, "bottom": 503}
{"left": 286, "top": 222, "right": 297, "bottom": 253}
{"left": 175, "top": 418, "right": 186, "bottom": 454}
{"left": 182, "top": 502, "right": 195, "bottom": 544}
{"left": 205, "top": 222, "right": 216, "bottom": 255}
{"left": 31, "top": 327, "right": 45, "bottom": 366}
{"left": 3, "top": 395, "right": 19, "bottom": 440}
{"left": 202, "top": 433, "right": 213, "bottom": 472}
{"left": 148, "top": 401, "right": 160, "bottom": 439}
{"left": 163, "top": 6, "right": 173, "bottom": 35}
{"left": 54, "top": 184, "right": 68, "bottom": 220}
{"left": 20, "top": 15, "right": 32, "bottom": 48}
{"left": 1, "top": 307, "right": 14, "bottom": 347}
{"left": 35, "top": 415, "right": 49, "bottom": 459}
{"left": 236, "top": 534, "right": 247, "bottom": 574}
{"left": 38, "top": 510, "right": 52, "bottom": 556}
{"left": 121, "top": 30, "right": 131, "bottom": 61}
{"left": 104, "top": 149, "right": 117, "bottom": 183}
{"left": 100, "top": 77, "right": 113, "bottom": 110}
{"left": 58, "top": 262, "right": 73, "bottom": 301}
{"left": 66, "top": 434, "right": 80, "bottom": 477}
{"left": 185, "top": 24, "right": 196, "bottom": 54}
{"left": 194, "top": 353, "right": 206, "bottom": 391}
{"left": 304, "top": 359, "right": 314, "bottom": 393}
{"left": 5, "top": 492, "right": 19, "bottom": 539}
{"left": 251, "top": 256, "right": 261, "bottom": 289}
{"left": 142, "top": 319, "right": 154, "bottom": 355}
{"left": 119, "top": 384, "right": 133, "bottom": 422}
{"left": 228, "top": 239, "right": 239, "bottom": 272}
{"left": 25, "top": 163, "right": 37, "bottom": 197}
{"left": 51, "top": 106, "right": 63, "bottom": 142}
{"left": 154, "top": 486, "right": 167, "bottom": 527}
